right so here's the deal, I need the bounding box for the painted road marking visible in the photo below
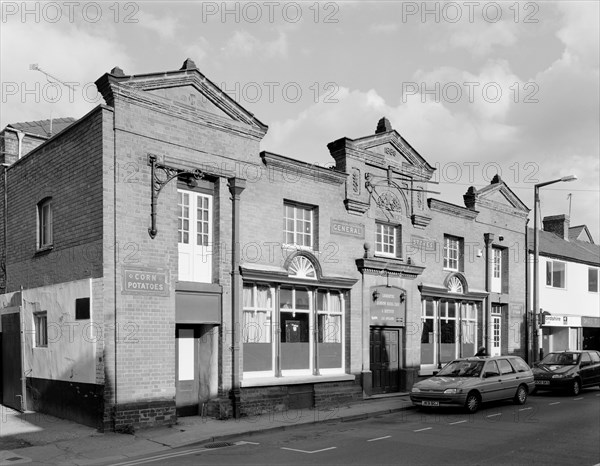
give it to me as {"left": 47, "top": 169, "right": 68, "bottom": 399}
{"left": 449, "top": 420, "right": 467, "bottom": 425}
{"left": 367, "top": 436, "right": 391, "bottom": 442}
{"left": 237, "top": 441, "right": 260, "bottom": 445}
{"left": 414, "top": 427, "right": 432, "bottom": 432}
{"left": 518, "top": 407, "right": 532, "bottom": 411}
{"left": 573, "top": 397, "right": 584, "bottom": 400}
{"left": 486, "top": 413, "right": 501, "bottom": 418}
{"left": 281, "top": 447, "right": 337, "bottom": 454}
{"left": 549, "top": 402, "right": 560, "bottom": 405}
{"left": 111, "top": 444, "right": 238, "bottom": 466}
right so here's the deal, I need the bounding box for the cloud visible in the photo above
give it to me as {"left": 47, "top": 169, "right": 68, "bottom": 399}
{"left": 1, "top": 20, "right": 131, "bottom": 128}
{"left": 221, "top": 30, "right": 288, "bottom": 59}
{"left": 183, "top": 37, "right": 211, "bottom": 64}
{"left": 428, "top": 17, "right": 519, "bottom": 56}
{"left": 136, "top": 11, "right": 179, "bottom": 40}
{"left": 369, "top": 23, "right": 398, "bottom": 34}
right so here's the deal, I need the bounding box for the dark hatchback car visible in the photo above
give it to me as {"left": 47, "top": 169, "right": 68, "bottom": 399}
{"left": 532, "top": 350, "right": 600, "bottom": 395}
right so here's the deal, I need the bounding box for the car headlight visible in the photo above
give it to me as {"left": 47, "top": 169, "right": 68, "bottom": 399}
{"left": 444, "top": 388, "right": 460, "bottom": 394}
{"left": 411, "top": 387, "right": 421, "bottom": 393}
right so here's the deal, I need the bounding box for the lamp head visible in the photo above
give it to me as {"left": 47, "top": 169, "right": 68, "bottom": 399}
{"left": 560, "top": 175, "right": 577, "bottom": 182}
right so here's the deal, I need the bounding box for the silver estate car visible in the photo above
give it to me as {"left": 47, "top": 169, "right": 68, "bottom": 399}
{"left": 410, "top": 355, "right": 535, "bottom": 413}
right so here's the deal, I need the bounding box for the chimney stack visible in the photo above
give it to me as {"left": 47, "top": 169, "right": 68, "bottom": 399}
{"left": 542, "top": 214, "right": 570, "bottom": 241}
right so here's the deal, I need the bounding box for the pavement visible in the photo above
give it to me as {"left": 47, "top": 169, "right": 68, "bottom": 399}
{"left": 0, "top": 394, "right": 414, "bottom": 465}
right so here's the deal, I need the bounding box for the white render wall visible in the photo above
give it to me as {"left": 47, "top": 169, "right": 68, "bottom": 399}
{"left": 530, "top": 254, "right": 599, "bottom": 318}
{"left": 20, "top": 279, "right": 95, "bottom": 384}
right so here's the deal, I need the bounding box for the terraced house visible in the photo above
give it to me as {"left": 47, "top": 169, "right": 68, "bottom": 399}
{"left": 0, "top": 60, "right": 529, "bottom": 431}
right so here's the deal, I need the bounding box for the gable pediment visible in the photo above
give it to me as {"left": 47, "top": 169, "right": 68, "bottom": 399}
{"left": 353, "top": 131, "right": 435, "bottom": 178}
{"left": 148, "top": 85, "right": 232, "bottom": 119}
{"left": 465, "top": 180, "right": 529, "bottom": 214}
{"left": 95, "top": 60, "right": 268, "bottom": 137}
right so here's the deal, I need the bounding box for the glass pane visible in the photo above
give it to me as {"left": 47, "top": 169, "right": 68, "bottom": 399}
{"left": 280, "top": 311, "right": 309, "bottom": 370}
{"left": 546, "top": 262, "right": 552, "bottom": 286}
{"left": 280, "top": 288, "right": 293, "bottom": 309}
{"left": 295, "top": 289, "right": 310, "bottom": 310}
{"left": 316, "top": 290, "right": 327, "bottom": 311}
{"left": 421, "top": 318, "right": 434, "bottom": 364}
{"left": 243, "top": 285, "right": 254, "bottom": 308}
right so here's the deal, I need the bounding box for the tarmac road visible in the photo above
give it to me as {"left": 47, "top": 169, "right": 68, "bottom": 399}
{"left": 106, "top": 388, "right": 600, "bottom": 466}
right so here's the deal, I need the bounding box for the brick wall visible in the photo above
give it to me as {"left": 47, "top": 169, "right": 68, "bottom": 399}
{"left": 3, "top": 108, "right": 106, "bottom": 292}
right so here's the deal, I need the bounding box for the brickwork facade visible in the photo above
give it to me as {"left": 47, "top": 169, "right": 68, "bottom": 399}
{"left": 0, "top": 60, "right": 529, "bottom": 430}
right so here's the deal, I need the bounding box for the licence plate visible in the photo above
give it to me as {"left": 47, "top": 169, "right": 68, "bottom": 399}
{"left": 422, "top": 401, "right": 439, "bottom": 407}
{"left": 535, "top": 380, "right": 550, "bottom": 385}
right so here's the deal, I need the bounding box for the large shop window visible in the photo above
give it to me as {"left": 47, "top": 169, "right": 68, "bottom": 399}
{"left": 243, "top": 284, "right": 344, "bottom": 377}
{"left": 546, "top": 260, "right": 566, "bottom": 289}
{"left": 421, "top": 299, "right": 479, "bottom": 369}
{"left": 178, "top": 189, "right": 212, "bottom": 282}
{"left": 284, "top": 202, "right": 315, "bottom": 249}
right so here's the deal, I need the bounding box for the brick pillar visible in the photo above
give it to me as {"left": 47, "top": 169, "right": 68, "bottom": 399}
{"left": 483, "top": 233, "right": 495, "bottom": 353}
{"left": 228, "top": 177, "right": 245, "bottom": 418}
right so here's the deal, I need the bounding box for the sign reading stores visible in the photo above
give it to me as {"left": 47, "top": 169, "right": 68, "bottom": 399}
{"left": 123, "top": 268, "right": 169, "bottom": 296}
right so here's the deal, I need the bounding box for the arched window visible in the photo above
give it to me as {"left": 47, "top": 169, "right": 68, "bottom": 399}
{"left": 447, "top": 276, "right": 464, "bottom": 294}
{"left": 288, "top": 255, "right": 317, "bottom": 279}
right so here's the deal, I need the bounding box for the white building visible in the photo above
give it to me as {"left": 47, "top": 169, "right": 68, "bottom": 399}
{"left": 529, "top": 215, "right": 600, "bottom": 356}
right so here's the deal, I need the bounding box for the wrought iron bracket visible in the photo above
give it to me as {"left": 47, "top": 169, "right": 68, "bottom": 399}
{"left": 147, "top": 154, "right": 205, "bottom": 239}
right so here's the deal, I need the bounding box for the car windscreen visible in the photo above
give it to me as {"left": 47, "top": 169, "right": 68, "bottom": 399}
{"left": 437, "top": 360, "right": 484, "bottom": 377}
{"left": 540, "top": 352, "right": 579, "bottom": 365}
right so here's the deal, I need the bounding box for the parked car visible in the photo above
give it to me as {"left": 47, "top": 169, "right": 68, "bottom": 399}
{"left": 410, "top": 356, "right": 535, "bottom": 413}
{"left": 532, "top": 350, "right": 600, "bottom": 395}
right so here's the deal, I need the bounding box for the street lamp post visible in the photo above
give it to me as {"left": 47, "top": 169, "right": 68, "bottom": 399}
{"left": 532, "top": 175, "right": 577, "bottom": 363}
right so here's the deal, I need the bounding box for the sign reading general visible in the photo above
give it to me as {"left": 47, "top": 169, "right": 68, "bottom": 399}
{"left": 370, "top": 286, "right": 406, "bottom": 327}
{"left": 122, "top": 267, "right": 169, "bottom": 296}
{"left": 330, "top": 219, "right": 365, "bottom": 238}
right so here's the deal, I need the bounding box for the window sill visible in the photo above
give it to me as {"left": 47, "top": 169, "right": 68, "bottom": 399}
{"left": 241, "top": 373, "right": 354, "bottom": 387}
{"left": 35, "top": 245, "right": 54, "bottom": 255}
{"left": 374, "top": 253, "right": 401, "bottom": 261}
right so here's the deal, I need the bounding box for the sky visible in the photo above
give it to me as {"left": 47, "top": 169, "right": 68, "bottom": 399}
{"left": 1, "top": 1, "right": 599, "bottom": 240}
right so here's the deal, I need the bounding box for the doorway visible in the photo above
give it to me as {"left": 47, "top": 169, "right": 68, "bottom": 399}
{"left": 370, "top": 327, "right": 401, "bottom": 394}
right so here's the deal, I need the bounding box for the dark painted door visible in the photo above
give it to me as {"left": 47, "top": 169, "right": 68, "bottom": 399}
{"left": 2, "top": 313, "right": 23, "bottom": 410}
{"left": 370, "top": 327, "right": 400, "bottom": 394}
{"left": 175, "top": 325, "right": 200, "bottom": 416}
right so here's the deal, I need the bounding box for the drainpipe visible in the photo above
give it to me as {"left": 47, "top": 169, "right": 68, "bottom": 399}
{"left": 524, "top": 219, "right": 530, "bottom": 363}
{"left": 483, "top": 233, "right": 495, "bottom": 352}
{"left": 16, "top": 131, "right": 24, "bottom": 160}
{"left": 2, "top": 164, "right": 8, "bottom": 294}
{"left": 19, "top": 285, "right": 27, "bottom": 412}
{"left": 228, "top": 177, "right": 246, "bottom": 419}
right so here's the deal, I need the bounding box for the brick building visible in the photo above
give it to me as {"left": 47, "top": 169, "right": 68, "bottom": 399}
{"left": 0, "top": 60, "right": 529, "bottom": 430}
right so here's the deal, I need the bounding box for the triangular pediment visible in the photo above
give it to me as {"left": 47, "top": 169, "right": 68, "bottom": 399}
{"left": 95, "top": 60, "right": 268, "bottom": 137}
{"left": 470, "top": 180, "right": 529, "bottom": 213}
{"left": 353, "top": 131, "right": 435, "bottom": 178}
{"left": 148, "top": 85, "right": 232, "bottom": 119}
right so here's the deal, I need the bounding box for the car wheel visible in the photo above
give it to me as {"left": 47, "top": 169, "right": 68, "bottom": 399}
{"left": 571, "top": 379, "right": 581, "bottom": 396}
{"left": 513, "top": 385, "right": 528, "bottom": 405}
{"left": 465, "top": 392, "right": 481, "bottom": 413}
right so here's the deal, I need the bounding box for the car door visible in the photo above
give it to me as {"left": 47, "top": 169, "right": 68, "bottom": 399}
{"left": 579, "top": 352, "right": 594, "bottom": 387}
{"left": 480, "top": 360, "right": 503, "bottom": 402}
{"left": 497, "top": 358, "right": 518, "bottom": 399}
{"left": 589, "top": 351, "right": 600, "bottom": 385}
